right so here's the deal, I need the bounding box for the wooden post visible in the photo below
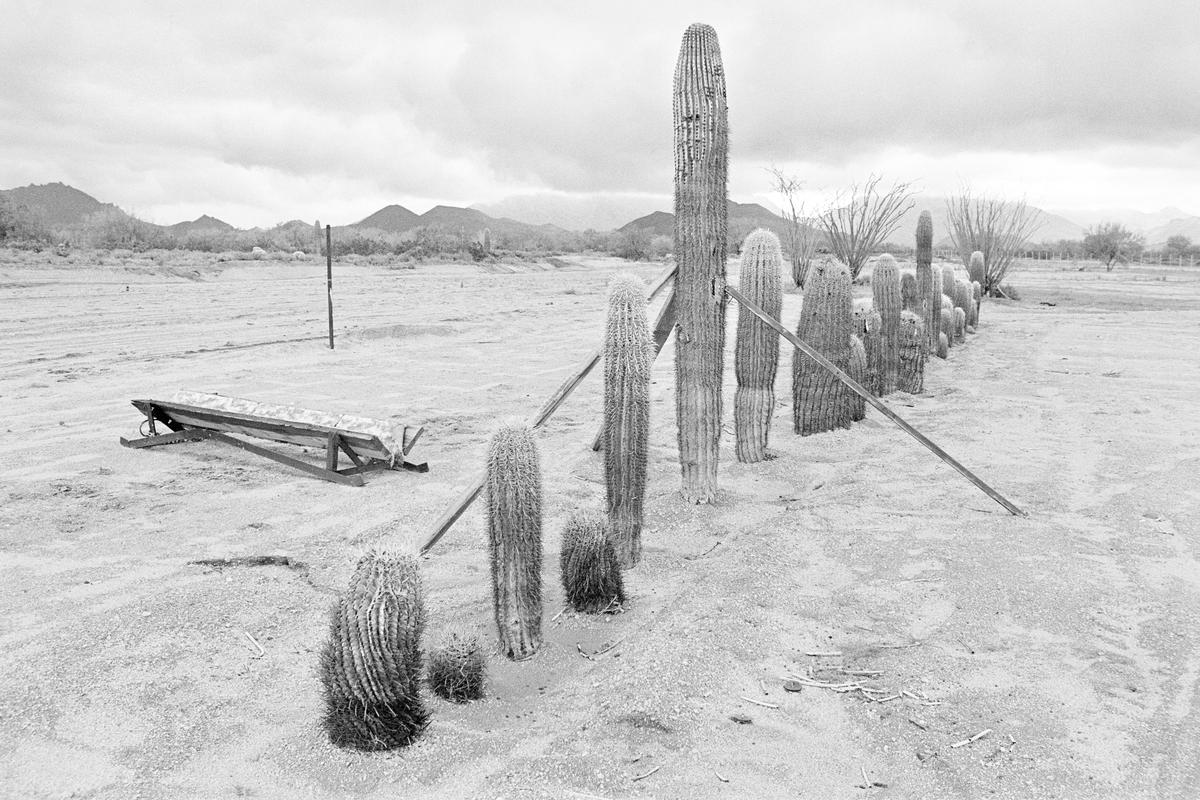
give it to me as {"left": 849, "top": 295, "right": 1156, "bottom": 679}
{"left": 326, "top": 224, "right": 334, "bottom": 349}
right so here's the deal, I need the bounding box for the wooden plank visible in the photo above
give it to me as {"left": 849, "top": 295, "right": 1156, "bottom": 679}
{"left": 204, "top": 431, "right": 364, "bottom": 486}
{"left": 402, "top": 425, "right": 424, "bottom": 455}
{"left": 120, "top": 430, "right": 211, "bottom": 449}
{"left": 590, "top": 281, "right": 678, "bottom": 451}
{"left": 724, "top": 284, "right": 1026, "bottom": 517}
{"left": 326, "top": 432, "right": 340, "bottom": 472}
{"left": 420, "top": 263, "right": 678, "bottom": 554}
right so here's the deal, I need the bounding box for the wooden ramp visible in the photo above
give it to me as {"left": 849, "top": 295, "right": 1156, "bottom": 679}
{"left": 120, "top": 394, "right": 427, "bottom": 487}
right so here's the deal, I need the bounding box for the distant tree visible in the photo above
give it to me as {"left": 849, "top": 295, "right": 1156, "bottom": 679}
{"left": 944, "top": 188, "right": 1043, "bottom": 296}
{"left": 766, "top": 166, "right": 820, "bottom": 286}
{"left": 0, "top": 196, "right": 50, "bottom": 242}
{"left": 1083, "top": 223, "right": 1144, "bottom": 271}
{"left": 818, "top": 175, "right": 914, "bottom": 279}
{"left": 613, "top": 227, "right": 652, "bottom": 261}
{"left": 1165, "top": 234, "right": 1192, "bottom": 260}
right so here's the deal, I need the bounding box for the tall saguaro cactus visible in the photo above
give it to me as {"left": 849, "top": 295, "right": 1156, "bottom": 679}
{"left": 604, "top": 274, "right": 651, "bottom": 567}
{"left": 872, "top": 254, "right": 901, "bottom": 394}
{"left": 486, "top": 424, "right": 543, "bottom": 660}
{"left": 793, "top": 258, "right": 852, "bottom": 434}
{"left": 320, "top": 548, "right": 427, "bottom": 750}
{"left": 734, "top": 229, "right": 783, "bottom": 463}
{"left": 673, "top": 22, "right": 728, "bottom": 504}
{"left": 915, "top": 211, "right": 936, "bottom": 353}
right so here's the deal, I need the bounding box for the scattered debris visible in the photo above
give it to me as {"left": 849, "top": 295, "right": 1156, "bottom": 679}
{"left": 908, "top": 717, "right": 928, "bottom": 730}
{"left": 783, "top": 679, "right": 805, "bottom": 693}
{"left": 951, "top": 728, "right": 993, "bottom": 748}
{"left": 577, "top": 638, "right": 624, "bottom": 660}
{"left": 740, "top": 695, "right": 779, "bottom": 709}
{"left": 916, "top": 747, "right": 938, "bottom": 763}
{"left": 686, "top": 540, "right": 721, "bottom": 559}
{"left": 242, "top": 630, "right": 265, "bottom": 659}
{"left": 714, "top": 769, "right": 729, "bottom": 783}
{"left": 729, "top": 714, "right": 753, "bottom": 725}
{"left": 806, "top": 650, "right": 842, "bottom": 657}
{"left": 190, "top": 555, "right": 305, "bottom": 571}
{"left": 631, "top": 765, "right": 661, "bottom": 782}
{"left": 857, "top": 765, "right": 888, "bottom": 789}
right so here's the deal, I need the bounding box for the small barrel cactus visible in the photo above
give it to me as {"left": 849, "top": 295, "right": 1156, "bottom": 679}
{"left": 734, "top": 229, "right": 783, "bottom": 463}
{"left": 953, "top": 307, "right": 966, "bottom": 343}
{"left": 915, "top": 212, "right": 936, "bottom": 353}
{"left": 897, "top": 311, "right": 926, "bottom": 394}
{"left": 852, "top": 305, "right": 884, "bottom": 396}
{"left": 320, "top": 548, "right": 427, "bottom": 750}
{"left": 900, "top": 272, "right": 920, "bottom": 315}
{"left": 794, "top": 257, "right": 853, "bottom": 434}
{"left": 941, "top": 267, "right": 956, "bottom": 299}
{"left": 940, "top": 305, "right": 954, "bottom": 350}
{"left": 560, "top": 510, "right": 626, "bottom": 613}
{"left": 971, "top": 281, "right": 982, "bottom": 326}
{"left": 428, "top": 631, "right": 486, "bottom": 703}
{"left": 954, "top": 278, "right": 972, "bottom": 323}
{"left": 937, "top": 331, "right": 949, "bottom": 359}
{"left": 968, "top": 250, "right": 985, "bottom": 288}
{"left": 871, "top": 254, "right": 901, "bottom": 394}
{"left": 486, "top": 424, "right": 543, "bottom": 660}
{"left": 603, "top": 274, "right": 651, "bottom": 567}
{"left": 846, "top": 334, "right": 867, "bottom": 422}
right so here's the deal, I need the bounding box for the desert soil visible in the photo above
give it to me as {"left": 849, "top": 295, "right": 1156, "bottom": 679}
{"left": 0, "top": 252, "right": 1197, "bottom": 800}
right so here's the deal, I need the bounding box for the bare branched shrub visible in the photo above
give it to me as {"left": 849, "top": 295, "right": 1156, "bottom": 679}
{"left": 766, "top": 167, "right": 820, "bottom": 287}
{"left": 944, "top": 189, "right": 1043, "bottom": 295}
{"left": 817, "top": 176, "right": 914, "bottom": 279}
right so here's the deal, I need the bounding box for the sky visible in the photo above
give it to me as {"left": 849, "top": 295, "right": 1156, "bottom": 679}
{"left": 2, "top": 0, "right": 1198, "bottom": 228}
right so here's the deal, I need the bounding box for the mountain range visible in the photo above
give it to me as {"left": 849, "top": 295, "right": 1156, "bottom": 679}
{"left": 2, "top": 182, "right": 1197, "bottom": 247}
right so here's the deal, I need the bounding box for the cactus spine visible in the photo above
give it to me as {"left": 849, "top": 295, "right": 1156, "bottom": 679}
{"left": 968, "top": 250, "right": 985, "bottom": 288}
{"left": 846, "top": 334, "right": 867, "bottom": 422}
{"left": 603, "top": 274, "right": 651, "bottom": 567}
{"left": 427, "top": 631, "right": 486, "bottom": 703}
{"left": 852, "top": 305, "right": 884, "bottom": 395}
{"left": 871, "top": 254, "right": 901, "bottom": 394}
{"left": 915, "top": 211, "right": 936, "bottom": 353}
{"left": 486, "top": 424, "right": 543, "bottom": 660}
{"left": 897, "top": 311, "right": 926, "bottom": 394}
{"left": 319, "top": 548, "right": 427, "bottom": 750}
{"left": 560, "top": 511, "right": 626, "bottom": 613}
{"left": 734, "top": 229, "right": 782, "bottom": 463}
{"left": 673, "top": 23, "right": 728, "bottom": 504}
{"left": 793, "top": 258, "right": 852, "bottom": 434}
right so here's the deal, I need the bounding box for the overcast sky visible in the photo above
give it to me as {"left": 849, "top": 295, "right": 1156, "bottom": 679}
{"left": 3, "top": 0, "right": 1197, "bottom": 228}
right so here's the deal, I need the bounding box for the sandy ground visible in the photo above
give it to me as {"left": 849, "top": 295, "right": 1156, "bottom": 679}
{"left": 1, "top": 251, "right": 1198, "bottom": 800}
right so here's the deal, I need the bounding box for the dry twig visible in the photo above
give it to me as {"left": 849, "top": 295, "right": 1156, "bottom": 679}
{"left": 631, "top": 765, "right": 661, "bottom": 782}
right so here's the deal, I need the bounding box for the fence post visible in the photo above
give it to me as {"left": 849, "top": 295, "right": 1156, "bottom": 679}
{"left": 326, "top": 225, "right": 334, "bottom": 350}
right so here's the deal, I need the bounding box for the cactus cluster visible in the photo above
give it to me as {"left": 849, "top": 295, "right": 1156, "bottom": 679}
{"left": 794, "top": 258, "right": 853, "bottom": 434}
{"left": 871, "top": 254, "right": 901, "bottom": 394}
{"left": 320, "top": 548, "right": 428, "bottom": 750}
{"left": 673, "top": 22, "right": 728, "bottom": 504}
{"left": 603, "top": 274, "right": 651, "bottom": 567}
{"left": 428, "top": 631, "right": 486, "bottom": 703}
{"left": 897, "top": 311, "right": 926, "bottom": 394}
{"left": 560, "top": 511, "right": 626, "bottom": 613}
{"left": 734, "top": 229, "right": 783, "bottom": 463}
{"left": 486, "top": 424, "right": 543, "bottom": 660}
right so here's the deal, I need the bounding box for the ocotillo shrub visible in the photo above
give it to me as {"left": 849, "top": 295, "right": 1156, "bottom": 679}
{"left": 953, "top": 307, "right": 966, "bottom": 343}
{"left": 871, "top": 254, "right": 901, "bottom": 394}
{"left": 937, "top": 331, "right": 949, "bottom": 358}
{"left": 673, "top": 22, "right": 728, "bottom": 504}
{"left": 734, "top": 229, "right": 783, "bottom": 463}
{"left": 428, "top": 631, "right": 486, "bottom": 703}
{"left": 793, "top": 257, "right": 852, "bottom": 434}
{"left": 486, "top": 424, "right": 543, "bottom": 660}
{"left": 846, "top": 335, "right": 867, "bottom": 422}
{"left": 968, "top": 250, "right": 985, "bottom": 288}
{"left": 604, "top": 274, "right": 650, "bottom": 567}
{"left": 559, "top": 511, "right": 626, "bottom": 613}
{"left": 971, "top": 281, "right": 982, "bottom": 326}
{"left": 851, "top": 305, "right": 883, "bottom": 396}
{"left": 320, "top": 548, "right": 427, "bottom": 750}
{"left": 915, "top": 211, "right": 936, "bottom": 353}
{"left": 897, "top": 311, "right": 925, "bottom": 394}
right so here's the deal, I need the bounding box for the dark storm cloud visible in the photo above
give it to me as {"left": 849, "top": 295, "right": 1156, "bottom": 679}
{"left": 1, "top": 0, "right": 1196, "bottom": 224}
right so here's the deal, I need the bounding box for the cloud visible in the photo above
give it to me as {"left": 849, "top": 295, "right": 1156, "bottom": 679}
{"left": 1, "top": 0, "right": 1196, "bottom": 226}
